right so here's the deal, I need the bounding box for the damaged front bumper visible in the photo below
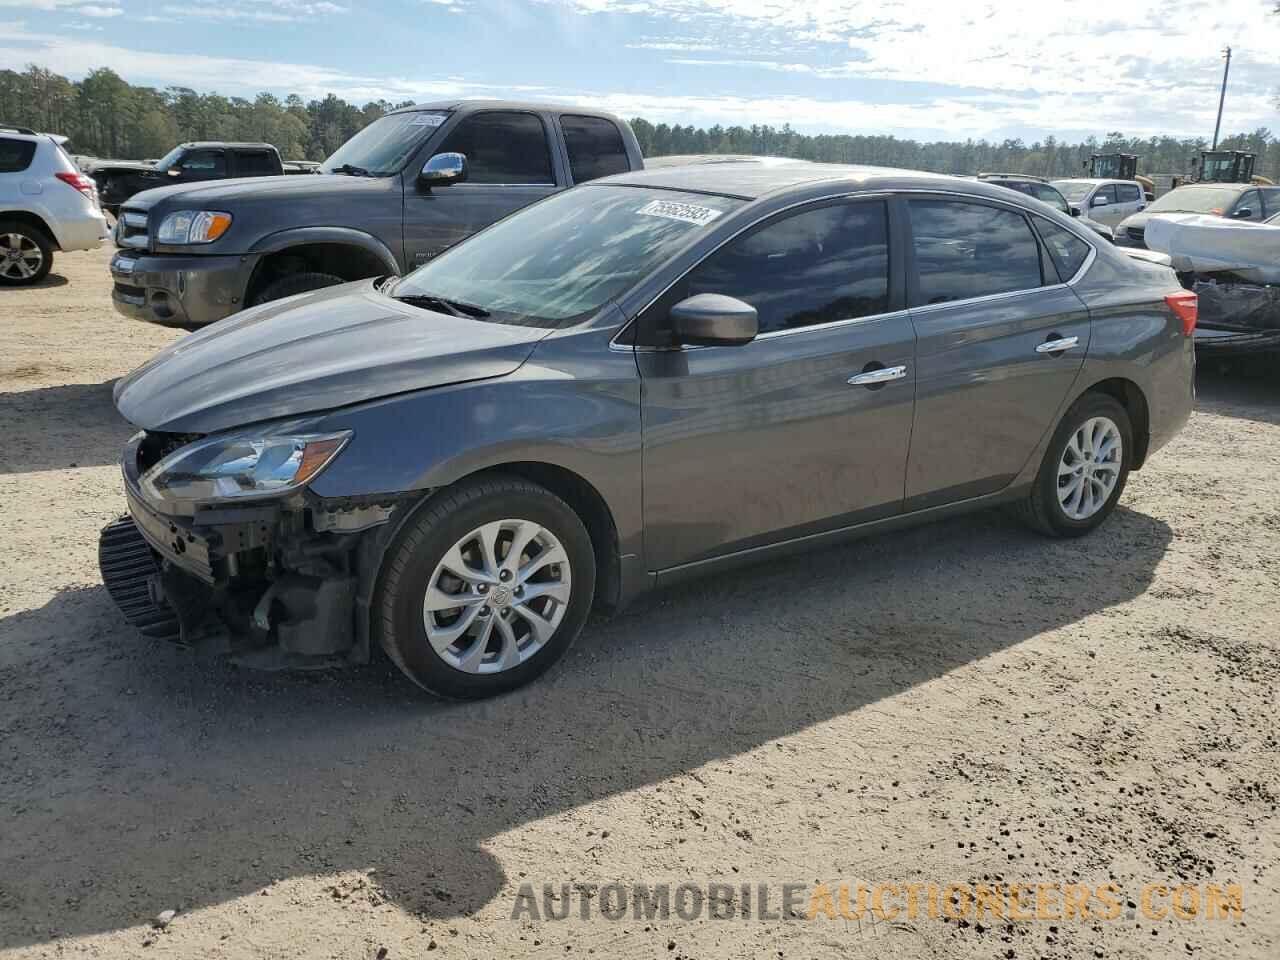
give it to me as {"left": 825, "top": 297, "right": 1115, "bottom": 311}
{"left": 99, "top": 431, "right": 410, "bottom": 666}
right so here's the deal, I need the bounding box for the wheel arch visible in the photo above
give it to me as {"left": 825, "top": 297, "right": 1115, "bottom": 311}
{"left": 1082, "top": 377, "right": 1150, "bottom": 469}
{"left": 244, "top": 228, "right": 399, "bottom": 304}
{"left": 0, "top": 209, "right": 59, "bottom": 249}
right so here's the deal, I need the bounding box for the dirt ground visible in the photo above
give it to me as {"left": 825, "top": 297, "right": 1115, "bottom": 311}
{"left": 1, "top": 245, "right": 1277, "bottom": 960}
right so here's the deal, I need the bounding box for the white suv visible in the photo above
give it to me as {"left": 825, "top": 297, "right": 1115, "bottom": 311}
{"left": 0, "top": 125, "right": 108, "bottom": 285}
{"left": 1050, "top": 178, "right": 1147, "bottom": 228}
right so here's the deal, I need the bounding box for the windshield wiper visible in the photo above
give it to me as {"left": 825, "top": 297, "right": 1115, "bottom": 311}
{"left": 329, "top": 163, "right": 372, "bottom": 177}
{"left": 394, "top": 293, "right": 491, "bottom": 319}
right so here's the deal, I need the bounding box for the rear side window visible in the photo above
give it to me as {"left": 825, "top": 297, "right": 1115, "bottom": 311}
{"left": 437, "top": 112, "right": 554, "bottom": 185}
{"left": 0, "top": 138, "right": 36, "bottom": 173}
{"left": 235, "top": 151, "right": 276, "bottom": 176}
{"left": 908, "top": 199, "right": 1043, "bottom": 305}
{"left": 688, "top": 200, "right": 890, "bottom": 334}
{"left": 1116, "top": 183, "right": 1142, "bottom": 203}
{"left": 1035, "top": 219, "right": 1092, "bottom": 282}
{"left": 562, "top": 115, "right": 629, "bottom": 183}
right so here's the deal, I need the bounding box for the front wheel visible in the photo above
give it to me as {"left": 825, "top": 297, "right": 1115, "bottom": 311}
{"left": 248, "top": 271, "right": 344, "bottom": 307}
{"left": 1017, "top": 392, "right": 1133, "bottom": 537}
{"left": 375, "top": 476, "right": 596, "bottom": 699}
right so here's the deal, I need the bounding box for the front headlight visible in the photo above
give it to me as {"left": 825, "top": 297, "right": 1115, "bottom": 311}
{"left": 140, "top": 430, "right": 351, "bottom": 504}
{"left": 156, "top": 210, "right": 233, "bottom": 245}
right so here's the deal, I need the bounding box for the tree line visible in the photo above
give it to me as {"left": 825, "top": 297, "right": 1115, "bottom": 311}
{"left": 3, "top": 64, "right": 1277, "bottom": 180}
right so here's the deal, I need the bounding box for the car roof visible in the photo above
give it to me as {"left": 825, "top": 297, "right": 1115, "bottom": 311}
{"left": 1051, "top": 178, "right": 1136, "bottom": 187}
{"left": 598, "top": 161, "right": 1029, "bottom": 202}
{"left": 390, "top": 99, "right": 624, "bottom": 120}
{"left": 179, "top": 141, "right": 276, "bottom": 150}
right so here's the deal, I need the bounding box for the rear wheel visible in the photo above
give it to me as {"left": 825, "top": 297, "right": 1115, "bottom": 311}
{"left": 1017, "top": 392, "right": 1132, "bottom": 537}
{"left": 375, "top": 476, "right": 596, "bottom": 699}
{"left": 248, "top": 271, "right": 344, "bottom": 306}
{"left": 0, "top": 221, "right": 53, "bottom": 286}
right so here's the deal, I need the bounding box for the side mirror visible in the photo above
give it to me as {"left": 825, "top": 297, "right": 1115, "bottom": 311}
{"left": 166, "top": 169, "right": 181, "bottom": 177}
{"left": 1069, "top": 205, "right": 1081, "bottom": 217}
{"left": 670, "top": 294, "right": 758, "bottom": 346}
{"left": 419, "top": 152, "right": 467, "bottom": 189}
{"left": 1231, "top": 208, "right": 1253, "bottom": 219}
{"left": 1091, "top": 195, "right": 1109, "bottom": 206}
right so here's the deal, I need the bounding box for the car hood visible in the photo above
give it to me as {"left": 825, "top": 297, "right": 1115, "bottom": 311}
{"left": 122, "top": 173, "right": 389, "bottom": 212}
{"left": 114, "top": 279, "right": 548, "bottom": 434}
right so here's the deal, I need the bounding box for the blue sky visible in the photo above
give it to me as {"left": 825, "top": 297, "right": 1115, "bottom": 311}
{"left": 2, "top": 0, "right": 1278, "bottom": 142}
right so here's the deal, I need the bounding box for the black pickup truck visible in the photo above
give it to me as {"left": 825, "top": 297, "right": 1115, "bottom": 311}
{"left": 90, "top": 142, "right": 304, "bottom": 215}
{"left": 110, "top": 101, "right": 644, "bottom": 327}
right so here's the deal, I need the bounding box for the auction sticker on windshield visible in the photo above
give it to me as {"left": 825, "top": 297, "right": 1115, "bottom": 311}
{"left": 637, "top": 199, "right": 725, "bottom": 226}
{"left": 408, "top": 113, "right": 448, "bottom": 127}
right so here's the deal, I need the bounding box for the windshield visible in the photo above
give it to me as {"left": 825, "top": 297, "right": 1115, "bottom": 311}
{"left": 393, "top": 185, "right": 744, "bottom": 327}
{"left": 320, "top": 111, "right": 449, "bottom": 175}
{"left": 154, "top": 146, "right": 185, "bottom": 171}
{"left": 1146, "top": 186, "right": 1239, "bottom": 214}
{"left": 1052, "top": 180, "right": 1094, "bottom": 202}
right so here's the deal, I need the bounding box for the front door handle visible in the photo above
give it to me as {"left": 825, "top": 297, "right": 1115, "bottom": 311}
{"left": 1036, "top": 336, "right": 1079, "bottom": 355}
{"left": 848, "top": 365, "right": 907, "bottom": 386}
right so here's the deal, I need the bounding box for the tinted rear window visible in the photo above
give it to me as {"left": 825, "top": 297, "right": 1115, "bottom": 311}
{"left": 236, "top": 151, "right": 277, "bottom": 176}
{"left": 0, "top": 138, "right": 36, "bottom": 173}
{"left": 909, "top": 199, "right": 1043, "bottom": 305}
{"left": 562, "top": 115, "right": 630, "bottom": 183}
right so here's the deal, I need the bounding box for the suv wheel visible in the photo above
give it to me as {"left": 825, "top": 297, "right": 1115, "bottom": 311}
{"left": 0, "top": 222, "right": 53, "bottom": 286}
{"left": 1018, "top": 392, "right": 1133, "bottom": 537}
{"left": 249, "top": 271, "right": 344, "bottom": 306}
{"left": 375, "top": 476, "right": 596, "bottom": 699}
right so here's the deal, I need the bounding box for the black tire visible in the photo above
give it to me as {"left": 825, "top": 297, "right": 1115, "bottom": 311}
{"left": 375, "top": 475, "right": 596, "bottom": 699}
{"left": 248, "top": 271, "right": 344, "bottom": 307}
{"left": 0, "top": 220, "right": 54, "bottom": 286}
{"left": 1017, "top": 391, "right": 1133, "bottom": 538}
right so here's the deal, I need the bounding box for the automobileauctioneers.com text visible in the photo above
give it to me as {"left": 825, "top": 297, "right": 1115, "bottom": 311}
{"left": 510, "top": 881, "right": 1244, "bottom": 924}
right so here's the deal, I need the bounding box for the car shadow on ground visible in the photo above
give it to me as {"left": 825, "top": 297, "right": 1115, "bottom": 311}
{"left": 0, "top": 273, "right": 69, "bottom": 292}
{"left": 0, "top": 379, "right": 127, "bottom": 474}
{"left": 0, "top": 504, "right": 1172, "bottom": 948}
{"left": 1194, "top": 361, "right": 1280, "bottom": 426}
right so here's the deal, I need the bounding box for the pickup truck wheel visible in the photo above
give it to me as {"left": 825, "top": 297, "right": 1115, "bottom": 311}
{"left": 375, "top": 476, "right": 596, "bottom": 700}
{"left": 249, "top": 271, "right": 344, "bottom": 306}
{"left": 1017, "top": 392, "right": 1132, "bottom": 538}
{"left": 0, "top": 221, "right": 53, "bottom": 286}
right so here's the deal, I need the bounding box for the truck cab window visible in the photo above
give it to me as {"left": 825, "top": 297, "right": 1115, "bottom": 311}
{"left": 235, "top": 151, "right": 276, "bottom": 176}
{"left": 179, "top": 151, "right": 226, "bottom": 176}
{"left": 437, "top": 112, "right": 554, "bottom": 185}
{"left": 561, "top": 115, "right": 629, "bottom": 183}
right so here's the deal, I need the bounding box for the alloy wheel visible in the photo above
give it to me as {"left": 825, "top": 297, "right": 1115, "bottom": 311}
{"left": 0, "top": 232, "right": 43, "bottom": 281}
{"left": 1057, "top": 416, "right": 1123, "bottom": 520}
{"left": 422, "top": 519, "right": 572, "bottom": 674}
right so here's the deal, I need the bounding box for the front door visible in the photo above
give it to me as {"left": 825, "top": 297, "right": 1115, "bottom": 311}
{"left": 402, "top": 111, "right": 562, "bottom": 270}
{"left": 637, "top": 198, "right": 916, "bottom": 571}
{"left": 903, "top": 197, "right": 1090, "bottom": 508}
{"left": 1087, "top": 184, "right": 1123, "bottom": 226}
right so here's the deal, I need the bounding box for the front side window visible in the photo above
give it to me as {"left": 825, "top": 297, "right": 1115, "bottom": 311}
{"left": 180, "top": 151, "right": 226, "bottom": 175}
{"left": 686, "top": 201, "right": 890, "bottom": 334}
{"left": 1036, "top": 219, "right": 1091, "bottom": 282}
{"left": 1094, "top": 184, "right": 1119, "bottom": 205}
{"left": 436, "top": 112, "right": 554, "bottom": 185}
{"left": 1116, "top": 183, "right": 1142, "bottom": 203}
{"left": 0, "top": 137, "right": 35, "bottom": 173}
{"left": 908, "top": 199, "right": 1043, "bottom": 305}
{"left": 562, "top": 115, "right": 629, "bottom": 183}
{"left": 1030, "top": 183, "right": 1070, "bottom": 214}
{"left": 1233, "top": 190, "right": 1262, "bottom": 220}
{"left": 393, "top": 185, "right": 742, "bottom": 327}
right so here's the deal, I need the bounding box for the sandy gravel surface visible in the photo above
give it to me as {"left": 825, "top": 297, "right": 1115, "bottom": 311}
{"left": 1, "top": 245, "right": 1277, "bottom": 959}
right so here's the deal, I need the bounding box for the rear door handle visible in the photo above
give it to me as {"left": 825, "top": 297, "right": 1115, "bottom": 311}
{"left": 848, "top": 365, "right": 907, "bottom": 386}
{"left": 1036, "top": 336, "right": 1079, "bottom": 355}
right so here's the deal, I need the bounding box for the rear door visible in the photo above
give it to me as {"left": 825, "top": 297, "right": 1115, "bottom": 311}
{"left": 401, "top": 110, "right": 562, "bottom": 268}
{"left": 902, "top": 197, "right": 1090, "bottom": 509}
{"left": 638, "top": 197, "right": 916, "bottom": 570}
{"left": 1114, "top": 182, "right": 1146, "bottom": 222}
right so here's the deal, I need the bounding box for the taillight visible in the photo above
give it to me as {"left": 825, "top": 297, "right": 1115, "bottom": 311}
{"left": 55, "top": 171, "right": 97, "bottom": 202}
{"left": 1165, "top": 291, "right": 1197, "bottom": 336}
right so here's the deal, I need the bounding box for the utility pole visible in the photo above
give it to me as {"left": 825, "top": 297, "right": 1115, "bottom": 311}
{"left": 1211, "top": 46, "right": 1231, "bottom": 149}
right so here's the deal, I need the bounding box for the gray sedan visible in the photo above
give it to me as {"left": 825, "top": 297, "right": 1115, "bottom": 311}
{"left": 101, "top": 164, "right": 1196, "bottom": 698}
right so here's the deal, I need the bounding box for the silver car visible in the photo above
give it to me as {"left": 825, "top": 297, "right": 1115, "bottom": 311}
{"left": 101, "top": 164, "right": 1196, "bottom": 698}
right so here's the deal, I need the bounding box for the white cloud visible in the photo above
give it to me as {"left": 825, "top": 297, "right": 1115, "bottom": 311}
{"left": 0, "top": 0, "right": 122, "bottom": 10}
{"left": 74, "top": 3, "right": 123, "bottom": 14}
{"left": 158, "top": 0, "right": 348, "bottom": 21}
